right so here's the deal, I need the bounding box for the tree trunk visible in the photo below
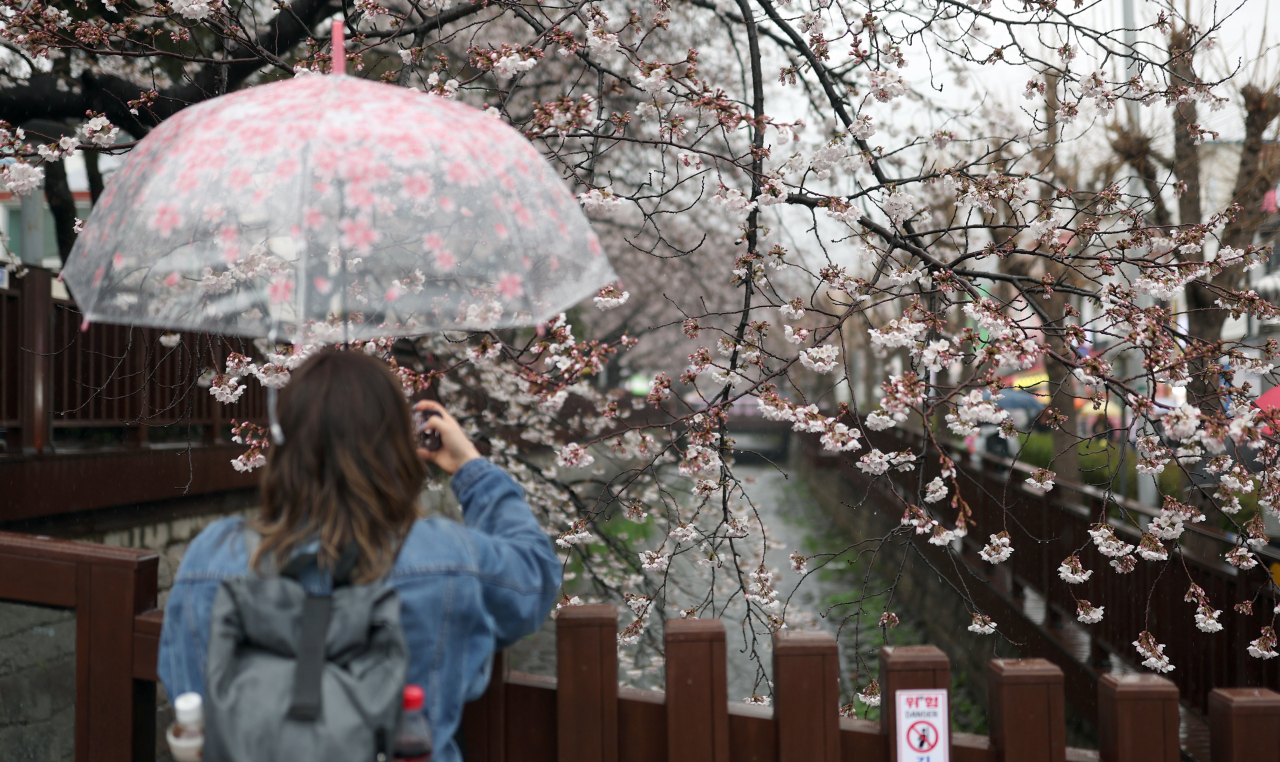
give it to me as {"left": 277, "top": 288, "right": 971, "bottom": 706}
{"left": 1185, "top": 84, "right": 1280, "bottom": 373}
{"left": 1034, "top": 71, "right": 1081, "bottom": 478}
{"left": 43, "top": 158, "right": 77, "bottom": 265}
{"left": 1170, "top": 26, "right": 1203, "bottom": 232}
{"left": 84, "top": 149, "right": 104, "bottom": 205}
{"left": 1109, "top": 127, "right": 1172, "bottom": 228}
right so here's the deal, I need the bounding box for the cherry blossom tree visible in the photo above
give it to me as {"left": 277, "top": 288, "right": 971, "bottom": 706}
{"left": 4, "top": 0, "right": 1280, "bottom": 703}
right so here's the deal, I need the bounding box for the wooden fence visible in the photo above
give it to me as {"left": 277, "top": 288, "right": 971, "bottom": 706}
{"left": 456, "top": 605, "right": 1280, "bottom": 762}
{"left": 1, "top": 268, "right": 265, "bottom": 521}
{"left": 3, "top": 531, "right": 1280, "bottom": 762}
{"left": 806, "top": 428, "right": 1280, "bottom": 719}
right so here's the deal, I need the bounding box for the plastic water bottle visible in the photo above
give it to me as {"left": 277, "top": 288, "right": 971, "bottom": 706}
{"left": 394, "top": 684, "right": 433, "bottom": 761}
{"left": 166, "top": 692, "right": 204, "bottom": 762}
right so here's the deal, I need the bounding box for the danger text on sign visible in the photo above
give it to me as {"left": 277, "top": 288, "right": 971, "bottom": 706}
{"left": 894, "top": 688, "right": 949, "bottom": 762}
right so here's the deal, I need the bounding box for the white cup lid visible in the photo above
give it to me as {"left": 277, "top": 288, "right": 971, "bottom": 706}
{"left": 173, "top": 692, "right": 203, "bottom": 726}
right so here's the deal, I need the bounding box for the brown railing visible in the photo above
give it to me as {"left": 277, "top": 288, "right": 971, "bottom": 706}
{"left": 1, "top": 268, "right": 266, "bottom": 520}
{"left": 6, "top": 528, "right": 1280, "bottom": 761}
{"left": 807, "top": 427, "right": 1280, "bottom": 719}
{"left": 0, "top": 531, "right": 159, "bottom": 762}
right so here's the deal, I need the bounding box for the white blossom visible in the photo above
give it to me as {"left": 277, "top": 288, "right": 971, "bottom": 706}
{"left": 869, "top": 69, "right": 907, "bottom": 101}
{"left": 924, "top": 477, "right": 948, "bottom": 504}
{"left": 967, "top": 613, "right": 997, "bottom": 634}
{"left": 789, "top": 551, "right": 808, "bottom": 575}
{"left": 820, "top": 422, "right": 862, "bottom": 453}
{"left": 857, "top": 448, "right": 892, "bottom": 475}
{"left": 1195, "top": 608, "right": 1223, "bottom": 633}
{"left": 800, "top": 344, "right": 840, "bottom": 373}
{"left": 1248, "top": 629, "right": 1278, "bottom": 659}
{"left": 231, "top": 451, "right": 265, "bottom": 472}
{"left": 594, "top": 286, "right": 630, "bottom": 310}
{"left": 883, "top": 190, "right": 919, "bottom": 225}
{"left": 865, "top": 411, "right": 896, "bottom": 431}
{"left": 851, "top": 114, "right": 876, "bottom": 139}
{"left": 979, "top": 533, "right": 1013, "bottom": 564}
{"left": 556, "top": 442, "right": 595, "bottom": 469}
{"left": 868, "top": 317, "right": 927, "bottom": 349}
{"left": 639, "top": 550, "right": 670, "bottom": 572}
{"left": 1133, "top": 633, "right": 1175, "bottom": 673}
{"left": 171, "top": 0, "right": 219, "bottom": 20}
{"left": 669, "top": 523, "right": 699, "bottom": 544}
{"left": 712, "top": 186, "right": 757, "bottom": 213}
{"left": 635, "top": 68, "right": 667, "bottom": 93}
{"left": 578, "top": 188, "right": 624, "bottom": 213}
{"left": 1024, "top": 469, "right": 1056, "bottom": 494}
{"left": 1088, "top": 524, "right": 1134, "bottom": 559}
{"left": 1058, "top": 556, "right": 1092, "bottom": 584}
{"left": 1076, "top": 604, "right": 1104, "bottom": 624}
{"left": 209, "top": 376, "right": 246, "bottom": 404}
{"left": 783, "top": 325, "right": 809, "bottom": 345}
{"left": 1225, "top": 547, "right": 1257, "bottom": 570}
{"left": 492, "top": 53, "right": 538, "bottom": 80}
{"left": 4, "top": 162, "right": 43, "bottom": 196}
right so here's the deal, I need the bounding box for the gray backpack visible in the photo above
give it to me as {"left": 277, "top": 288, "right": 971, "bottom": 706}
{"left": 203, "top": 530, "right": 409, "bottom": 762}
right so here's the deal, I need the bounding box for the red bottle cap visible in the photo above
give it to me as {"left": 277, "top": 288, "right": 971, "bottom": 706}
{"left": 403, "top": 684, "right": 425, "bottom": 712}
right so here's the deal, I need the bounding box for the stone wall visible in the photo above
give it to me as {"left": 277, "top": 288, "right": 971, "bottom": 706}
{"left": 793, "top": 448, "right": 1024, "bottom": 707}
{"left": 794, "top": 445, "right": 1099, "bottom": 746}
{"left": 0, "top": 602, "right": 76, "bottom": 762}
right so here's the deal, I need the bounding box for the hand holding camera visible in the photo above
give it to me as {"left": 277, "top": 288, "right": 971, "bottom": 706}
{"left": 412, "top": 401, "right": 482, "bottom": 475}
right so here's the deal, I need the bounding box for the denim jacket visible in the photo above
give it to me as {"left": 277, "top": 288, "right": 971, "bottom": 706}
{"left": 158, "top": 458, "right": 561, "bottom": 762}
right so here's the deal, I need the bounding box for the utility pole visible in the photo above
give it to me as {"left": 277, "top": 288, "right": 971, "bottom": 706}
{"left": 1121, "top": 0, "right": 1160, "bottom": 507}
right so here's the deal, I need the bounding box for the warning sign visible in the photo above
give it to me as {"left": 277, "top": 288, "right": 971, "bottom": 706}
{"left": 895, "top": 689, "right": 949, "bottom": 762}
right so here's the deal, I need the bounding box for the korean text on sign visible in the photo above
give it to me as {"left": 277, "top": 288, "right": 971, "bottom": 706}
{"left": 894, "top": 688, "right": 949, "bottom": 762}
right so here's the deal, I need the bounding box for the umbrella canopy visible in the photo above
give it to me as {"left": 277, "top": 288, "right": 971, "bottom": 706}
{"left": 1257, "top": 385, "right": 1280, "bottom": 411}
{"left": 62, "top": 74, "right": 615, "bottom": 342}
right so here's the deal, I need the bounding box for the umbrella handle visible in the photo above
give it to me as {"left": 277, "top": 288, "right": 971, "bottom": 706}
{"left": 332, "top": 20, "right": 345, "bottom": 76}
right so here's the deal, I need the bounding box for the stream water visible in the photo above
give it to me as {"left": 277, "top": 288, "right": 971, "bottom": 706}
{"left": 505, "top": 461, "right": 986, "bottom": 728}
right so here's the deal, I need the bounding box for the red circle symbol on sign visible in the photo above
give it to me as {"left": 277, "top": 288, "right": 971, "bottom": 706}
{"left": 905, "top": 720, "right": 940, "bottom": 752}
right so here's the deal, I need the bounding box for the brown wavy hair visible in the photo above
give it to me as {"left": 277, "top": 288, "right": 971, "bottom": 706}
{"left": 251, "top": 348, "right": 426, "bottom": 584}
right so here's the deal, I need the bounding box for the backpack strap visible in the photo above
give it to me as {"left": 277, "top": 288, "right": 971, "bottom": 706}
{"left": 287, "top": 590, "right": 332, "bottom": 721}
{"left": 278, "top": 541, "right": 361, "bottom": 722}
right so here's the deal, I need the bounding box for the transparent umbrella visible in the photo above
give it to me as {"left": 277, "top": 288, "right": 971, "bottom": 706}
{"left": 61, "top": 40, "right": 615, "bottom": 346}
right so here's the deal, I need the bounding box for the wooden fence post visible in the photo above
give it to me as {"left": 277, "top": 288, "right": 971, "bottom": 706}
{"left": 19, "top": 267, "right": 51, "bottom": 454}
{"left": 773, "top": 630, "right": 839, "bottom": 762}
{"left": 462, "top": 650, "right": 508, "bottom": 762}
{"left": 988, "top": 659, "right": 1065, "bottom": 762}
{"left": 665, "top": 619, "right": 728, "bottom": 762}
{"left": 1097, "top": 673, "right": 1179, "bottom": 762}
{"left": 1208, "top": 687, "right": 1280, "bottom": 762}
{"left": 880, "top": 645, "right": 950, "bottom": 762}
{"left": 557, "top": 605, "right": 618, "bottom": 762}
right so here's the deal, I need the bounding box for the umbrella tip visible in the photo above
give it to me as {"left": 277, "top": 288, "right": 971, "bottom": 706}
{"left": 56, "top": 270, "right": 63, "bottom": 282}
{"left": 80, "top": 317, "right": 90, "bottom": 332}
{"left": 332, "top": 20, "right": 345, "bottom": 76}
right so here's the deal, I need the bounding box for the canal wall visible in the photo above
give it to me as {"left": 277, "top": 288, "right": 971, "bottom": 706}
{"left": 792, "top": 448, "right": 1024, "bottom": 709}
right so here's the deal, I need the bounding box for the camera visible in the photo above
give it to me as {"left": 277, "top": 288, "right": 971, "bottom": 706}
{"left": 412, "top": 409, "right": 443, "bottom": 451}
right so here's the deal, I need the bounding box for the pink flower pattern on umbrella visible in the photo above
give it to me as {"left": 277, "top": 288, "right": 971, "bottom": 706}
{"left": 497, "top": 272, "right": 524, "bottom": 299}
{"left": 61, "top": 74, "right": 613, "bottom": 341}
{"left": 150, "top": 205, "right": 183, "bottom": 237}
